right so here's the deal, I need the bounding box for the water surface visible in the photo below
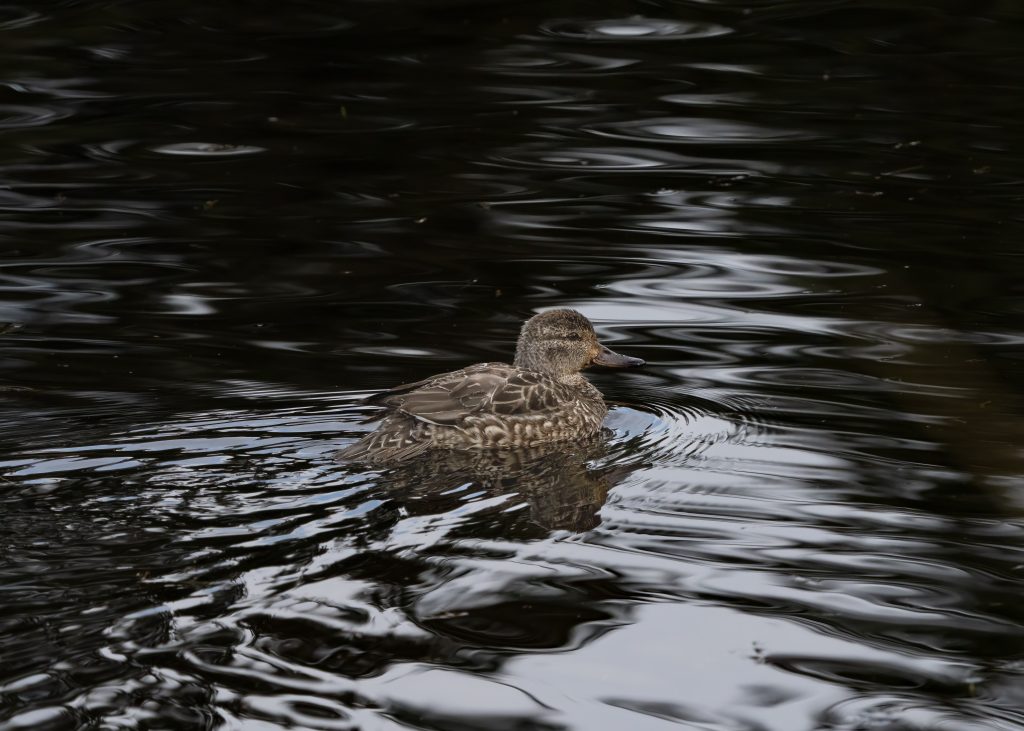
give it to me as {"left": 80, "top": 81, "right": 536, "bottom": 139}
{"left": 3, "top": 1, "right": 1024, "bottom": 729}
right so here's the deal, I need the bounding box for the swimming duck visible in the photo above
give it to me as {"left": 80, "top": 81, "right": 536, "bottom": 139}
{"left": 337, "top": 309, "right": 644, "bottom": 464}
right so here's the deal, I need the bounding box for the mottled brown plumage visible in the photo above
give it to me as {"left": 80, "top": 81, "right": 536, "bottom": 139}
{"left": 337, "top": 309, "right": 644, "bottom": 465}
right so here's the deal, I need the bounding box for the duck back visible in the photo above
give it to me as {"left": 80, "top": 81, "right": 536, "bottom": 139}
{"left": 337, "top": 362, "right": 608, "bottom": 464}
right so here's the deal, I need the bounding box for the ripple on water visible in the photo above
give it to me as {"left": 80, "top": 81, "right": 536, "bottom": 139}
{"left": 487, "top": 145, "right": 697, "bottom": 171}
{"left": 588, "top": 117, "right": 815, "bottom": 144}
{"left": 0, "top": 104, "right": 74, "bottom": 129}
{"left": 606, "top": 397, "right": 749, "bottom": 466}
{"left": 537, "top": 17, "right": 732, "bottom": 42}
{"left": 479, "top": 84, "right": 601, "bottom": 106}
{"left": 482, "top": 48, "right": 643, "bottom": 74}
{"left": 0, "top": 6, "right": 45, "bottom": 30}
{"left": 150, "top": 142, "right": 267, "bottom": 157}
{"left": 602, "top": 251, "right": 884, "bottom": 300}
{"left": 80, "top": 139, "right": 138, "bottom": 163}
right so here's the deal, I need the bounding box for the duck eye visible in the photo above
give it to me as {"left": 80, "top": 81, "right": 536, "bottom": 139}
{"left": 564, "top": 332, "right": 582, "bottom": 341}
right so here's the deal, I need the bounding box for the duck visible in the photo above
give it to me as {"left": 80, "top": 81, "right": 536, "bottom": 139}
{"left": 337, "top": 309, "right": 644, "bottom": 464}
{"left": 360, "top": 435, "right": 637, "bottom": 532}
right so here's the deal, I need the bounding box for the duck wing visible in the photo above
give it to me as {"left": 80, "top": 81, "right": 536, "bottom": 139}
{"left": 370, "top": 363, "right": 572, "bottom": 426}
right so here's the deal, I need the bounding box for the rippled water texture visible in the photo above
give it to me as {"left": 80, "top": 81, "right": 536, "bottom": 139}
{"left": 3, "top": 1, "right": 1024, "bottom": 729}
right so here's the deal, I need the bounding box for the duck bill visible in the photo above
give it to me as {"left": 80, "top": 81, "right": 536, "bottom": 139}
{"left": 592, "top": 344, "right": 645, "bottom": 368}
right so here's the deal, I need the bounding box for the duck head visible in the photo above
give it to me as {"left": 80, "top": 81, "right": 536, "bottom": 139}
{"left": 513, "top": 309, "right": 644, "bottom": 381}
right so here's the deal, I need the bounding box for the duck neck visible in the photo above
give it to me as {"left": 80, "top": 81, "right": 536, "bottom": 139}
{"left": 516, "top": 354, "right": 587, "bottom": 387}
{"left": 513, "top": 345, "right": 554, "bottom": 375}
{"left": 513, "top": 346, "right": 544, "bottom": 374}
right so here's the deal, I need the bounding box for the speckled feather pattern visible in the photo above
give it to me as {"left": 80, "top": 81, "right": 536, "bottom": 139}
{"left": 338, "top": 363, "right": 608, "bottom": 464}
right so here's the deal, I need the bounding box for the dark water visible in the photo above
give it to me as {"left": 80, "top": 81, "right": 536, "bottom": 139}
{"left": 3, "top": 1, "right": 1024, "bottom": 729}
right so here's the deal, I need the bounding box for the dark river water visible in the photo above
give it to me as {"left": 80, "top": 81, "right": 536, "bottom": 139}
{"left": 3, "top": 1, "right": 1024, "bottom": 729}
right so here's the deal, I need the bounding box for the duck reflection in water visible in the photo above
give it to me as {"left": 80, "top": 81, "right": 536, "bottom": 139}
{"left": 337, "top": 309, "right": 645, "bottom": 532}
{"left": 379, "top": 436, "right": 640, "bottom": 533}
